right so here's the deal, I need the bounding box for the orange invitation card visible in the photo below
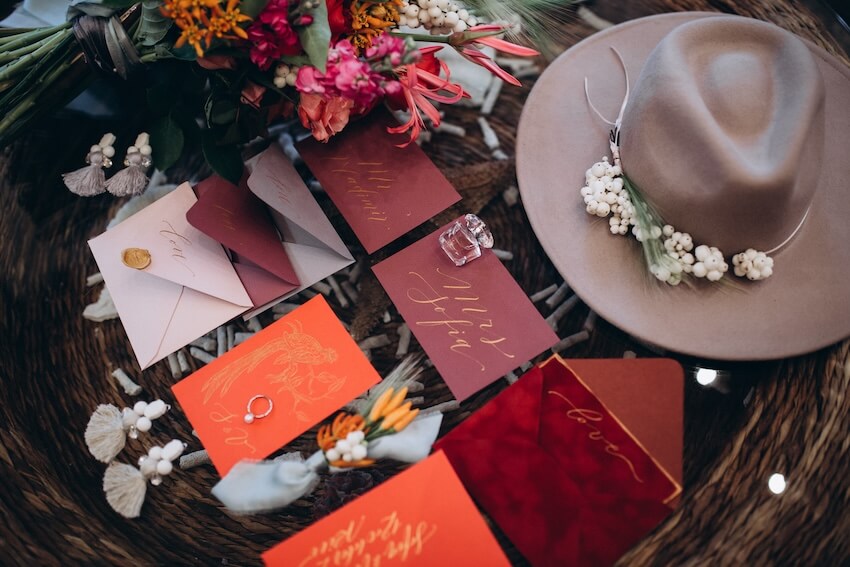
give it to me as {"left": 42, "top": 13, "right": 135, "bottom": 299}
{"left": 262, "top": 451, "right": 510, "bottom": 567}
{"left": 172, "top": 295, "right": 380, "bottom": 475}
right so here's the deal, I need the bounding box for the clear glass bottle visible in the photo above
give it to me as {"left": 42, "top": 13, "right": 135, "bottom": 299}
{"left": 439, "top": 213, "right": 494, "bottom": 266}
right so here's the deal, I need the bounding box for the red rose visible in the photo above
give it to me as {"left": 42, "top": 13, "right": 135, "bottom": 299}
{"left": 326, "top": 0, "right": 349, "bottom": 41}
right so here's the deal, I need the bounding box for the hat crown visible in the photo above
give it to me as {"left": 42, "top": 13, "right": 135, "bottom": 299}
{"left": 619, "top": 17, "right": 825, "bottom": 253}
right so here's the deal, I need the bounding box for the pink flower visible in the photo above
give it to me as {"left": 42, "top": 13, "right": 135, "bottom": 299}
{"left": 247, "top": 0, "right": 303, "bottom": 70}
{"left": 295, "top": 40, "right": 388, "bottom": 112}
{"left": 298, "top": 93, "right": 353, "bottom": 142}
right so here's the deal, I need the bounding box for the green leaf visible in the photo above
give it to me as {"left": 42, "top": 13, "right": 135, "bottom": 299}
{"left": 297, "top": 0, "right": 331, "bottom": 73}
{"left": 279, "top": 54, "right": 312, "bottom": 67}
{"left": 149, "top": 115, "right": 185, "bottom": 170}
{"left": 239, "top": 0, "right": 270, "bottom": 18}
{"left": 201, "top": 131, "right": 244, "bottom": 184}
{"left": 136, "top": 0, "right": 173, "bottom": 46}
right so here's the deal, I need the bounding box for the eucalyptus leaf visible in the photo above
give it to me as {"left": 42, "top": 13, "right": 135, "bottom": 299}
{"left": 239, "top": 0, "right": 270, "bottom": 18}
{"left": 149, "top": 115, "right": 185, "bottom": 170}
{"left": 296, "top": 0, "right": 331, "bottom": 73}
{"left": 202, "top": 131, "right": 244, "bottom": 184}
{"left": 136, "top": 0, "right": 172, "bottom": 46}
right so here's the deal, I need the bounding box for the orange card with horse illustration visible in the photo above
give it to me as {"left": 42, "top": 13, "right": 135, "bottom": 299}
{"left": 172, "top": 295, "right": 381, "bottom": 475}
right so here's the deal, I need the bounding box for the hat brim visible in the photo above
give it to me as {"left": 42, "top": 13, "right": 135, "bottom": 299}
{"left": 517, "top": 12, "right": 850, "bottom": 360}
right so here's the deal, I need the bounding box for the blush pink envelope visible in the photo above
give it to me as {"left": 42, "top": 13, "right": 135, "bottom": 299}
{"left": 372, "top": 226, "right": 559, "bottom": 401}
{"left": 187, "top": 174, "right": 300, "bottom": 308}
{"left": 297, "top": 109, "right": 461, "bottom": 253}
{"left": 242, "top": 145, "right": 354, "bottom": 318}
{"left": 88, "top": 183, "right": 252, "bottom": 369}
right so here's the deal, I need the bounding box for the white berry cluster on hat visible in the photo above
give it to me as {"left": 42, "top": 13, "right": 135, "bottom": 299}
{"left": 398, "top": 0, "right": 480, "bottom": 34}
{"left": 581, "top": 155, "right": 774, "bottom": 285}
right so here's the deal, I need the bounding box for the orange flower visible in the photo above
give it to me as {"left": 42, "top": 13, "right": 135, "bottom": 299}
{"left": 348, "top": 0, "right": 403, "bottom": 52}
{"left": 298, "top": 93, "right": 354, "bottom": 143}
{"left": 174, "top": 18, "right": 207, "bottom": 57}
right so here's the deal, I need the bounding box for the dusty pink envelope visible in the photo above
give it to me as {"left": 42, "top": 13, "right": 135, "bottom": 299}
{"left": 187, "top": 174, "right": 300, "bottom": 308}
{"left": 372, "top": 226, "right": 558, "bottom": 400}
{"left": 88, "top": 183, "right": 252, "bottom": 369}
{"left": 242, "top": 145, "right": 354, "bottom": 317}
{"left": 297, "top": 109, "right": 461, "bottom": 253}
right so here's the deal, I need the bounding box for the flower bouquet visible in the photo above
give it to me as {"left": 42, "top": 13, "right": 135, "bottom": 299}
{"left": 0, "top": 0, "right": 563, "bottom": 184}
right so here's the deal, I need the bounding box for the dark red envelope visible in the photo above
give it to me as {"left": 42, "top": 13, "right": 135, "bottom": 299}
{"left": 435, "top": 356, "right": 683, "bottom": 567}
{"left": 297, "top": 109, "right": 461, "bottom": 253}
{"left": 188, "top": 174, "right": 299, "bottom": 307}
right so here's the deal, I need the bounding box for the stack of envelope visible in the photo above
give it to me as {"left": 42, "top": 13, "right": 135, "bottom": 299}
{"left": 435, "top": 355, "right": 683, "bottom": 567}
{"left": 89, "top": 146, "right": 353, "bottom": 369}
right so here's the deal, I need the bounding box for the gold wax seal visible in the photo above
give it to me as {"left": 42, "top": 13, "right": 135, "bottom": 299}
{"left": 122, "top": 248, "right": 151, "bottom": 270}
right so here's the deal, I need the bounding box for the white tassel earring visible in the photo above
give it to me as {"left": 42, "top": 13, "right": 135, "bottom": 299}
{"left": 62, "top": 133, "right": 116, "bottom": 196}
{"left": 105, "top": 132, "right": 153, "bottom": 197}
{"left": 103, "top": 439, "right": 186, "bottom": 518}
{"left": 84, "top": 399, "right": 170, "bottom": 463}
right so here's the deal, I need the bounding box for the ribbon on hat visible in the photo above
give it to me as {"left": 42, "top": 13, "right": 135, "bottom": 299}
{"left": 581, "top": 47, "right": 810, "bottom": 285}
{"left": 212, "top": 413, "right": 444, "bottom": 514}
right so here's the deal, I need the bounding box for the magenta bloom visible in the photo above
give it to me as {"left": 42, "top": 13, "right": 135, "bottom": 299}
{"left": 247, "top": 0, "right": 303, "bottom": 70}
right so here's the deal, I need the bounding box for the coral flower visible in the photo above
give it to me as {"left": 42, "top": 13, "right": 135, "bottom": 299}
{"left": 298, "top": 93, "right": 354, "bottom": 142}
{"left": 389, "top": 46, "right": 467, "bottom": 146}
{"left": 451, "top": 24, "right": 540, "bottom": 86}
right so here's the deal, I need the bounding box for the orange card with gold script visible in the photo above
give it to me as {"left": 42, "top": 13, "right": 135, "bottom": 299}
{"left": 172, "top": 295, "right": 380, "bottom": 475}
{"left": 262, "top": 451, "right": 510, "bottom": 567}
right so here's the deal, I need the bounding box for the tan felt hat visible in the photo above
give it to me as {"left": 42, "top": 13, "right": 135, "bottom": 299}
{"left": 517, "top": 12, "right": 850, "bottom": 360}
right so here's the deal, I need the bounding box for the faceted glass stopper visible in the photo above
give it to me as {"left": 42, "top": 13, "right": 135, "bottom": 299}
{"left": 439, "top": 214, "right": 494, "bottom": 266}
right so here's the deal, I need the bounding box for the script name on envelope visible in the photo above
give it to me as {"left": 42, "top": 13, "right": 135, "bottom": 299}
{"left": 373, "top": 227, "right": 558, "bottom": 401}
{"left": 172, "top": 295, "right": 380, "bottom": 475}
{"left": 262, "top": 451, "right": 510, "bottom": 567}
{"left": 297, "top": 109, "right": 461, "bottom": 253}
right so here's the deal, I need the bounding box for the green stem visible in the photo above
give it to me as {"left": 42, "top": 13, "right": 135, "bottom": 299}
{"left": 390, "top": 30, "right": 451, "bottom": 44}
{"left": 0, "top": 30, "right": 71, "bottom": 82}
{"left": 0, "top": 34, "right": 55, "bottom": 65}
{"left": 0, "top": 22, "right": 71, "bottom": 51}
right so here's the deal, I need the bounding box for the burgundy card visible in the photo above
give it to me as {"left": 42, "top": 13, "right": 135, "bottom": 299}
{"left": 297, "top": 109, "right": 461, "bottom": 253}
{"left": 372, "top": 226, "right": 558, "bottom": 400}
{"left": 188, "top": 175, "right": 299, "bottom": 306}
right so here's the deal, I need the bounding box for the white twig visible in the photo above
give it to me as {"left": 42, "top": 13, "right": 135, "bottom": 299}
{"left": 530, "top": 284, "right": 558, "bottom": 303}
{"left": 341, "top": 281, "right": 359, "bottom": 303}
{"left": 111, "top": 369, "right": 141, "bottom": 396}
{"left": 86, "top": 273, "right": 103, "bottom": 286}
{"left": 226, "top": 325, "right": 235, "bottom": 352}
{"left": 545, "top": 282, "right": 571, "bottom": 308}
{"left": 503, "top": 185, "right": 519, "bottom": 207}
{"left": 623, "top": 350, "right": 637, "bottom": 359}
{"left": 190, "top": 347, "right": 216, "bottom": 365}
{"left": 492, "top": 249, "right": 513, "bottom": 261}
{"left": 311, "top": 281, "right": 332, "bottom": 295}
{"left": 421, "top": 400, "right": 460, "bottom": 416}
{"left": 327, "top": 275, "right": 349, "bottom": 308}
{"left": 166, "top": 354, "right": 181, "bottom": 379}
{"left": 234, "top": 332, "right": 254, "bottom": 346}
{"left": 396, "top": 323, "right": 411, "bottom": 358}
{"left": 383, "top": 310, "right": 392, "bottom": 323}
{"left": 577, "top": 5, "right": 614, "bottom": 30}
{"left": 177, "top": 350, "right": 190, "bottom": 373}
{"left": 504, "top": 370, "right": 519, "bottom": 384}
{"left": 583, "top": 310, "right": 598, "bottom": 333}
{"left": 179, "top": 449, "right": 211, "bottom": 469}
{"left": 477, "top": 117, "right": 500, "bottom": 150}
{"left": 434, "top": 121, "right": 466, "bottom": 137}
{"left": 546, "top": 295, "right": 580, "bottom": 330}
{"left": 216, "top": 327, "right": 226, "bottom": 357}
{"left": 358, "top": 334, "right": 391, "bottom": 350}
{"left": 551, "top": 330, "right": 590, "bottom": 354}
{"left": 272, "top": 302, "right": 300, "bottom": 315}
{"left": 348, "top": 261, "right": 363, "bottom": 284}
{"left": 190, "top": 337, "right": 216, "bottom": 352}
{"left": 482, "top": 78, "right": 504, "bottom": 115}
{"left": 492, "top": 148, "right": 509, "bottom": 161}
{"left": 247, "top": 317, "right": 263, "bottom": 332}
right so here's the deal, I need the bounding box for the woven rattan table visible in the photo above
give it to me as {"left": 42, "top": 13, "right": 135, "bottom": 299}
{"left": 1, "top": 1, "right": 848, "bottom": 564}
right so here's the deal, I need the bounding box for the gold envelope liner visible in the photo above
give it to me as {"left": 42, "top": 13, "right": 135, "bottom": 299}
{"left": 542, "top": 353, "right": 683, "bottom": 505}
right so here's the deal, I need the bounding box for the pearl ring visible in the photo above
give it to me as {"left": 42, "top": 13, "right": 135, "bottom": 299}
{"left": 244, "top": 394, "right": 273, "bottom": 424}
